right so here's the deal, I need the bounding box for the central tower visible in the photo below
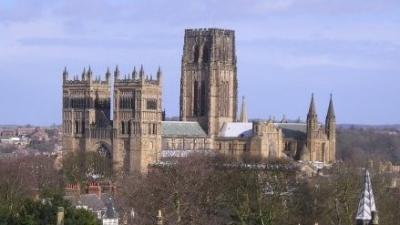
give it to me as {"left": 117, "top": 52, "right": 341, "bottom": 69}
{"left": 180, "top": 28, "right": 238, "bottom": 136}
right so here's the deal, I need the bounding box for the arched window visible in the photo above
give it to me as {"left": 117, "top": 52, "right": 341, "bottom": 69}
{"left": 193, "top": 45, "right": 200, "bottom": 62}
{"left": 203, "top": 46, "right": 210, "bottom": 63}
{"left": 219, "top": 81, "right": 229, "bottom": 117}
{"left": 193, "top": 80, "right": 199, "bottom": 116}
{"left": 153, "top": 123, "right": 157, "bottom": 135}
{"left": 81, "top": 121, "right": 85, "bottom": 134}
{"left": 75, "top": 120, "right": 79, "bottom": 134}
{"left": 121, "top": 121, "right": 125, "bottom": 134}
{"left": 200, "top": 81, "right": 206, "bottom": 116}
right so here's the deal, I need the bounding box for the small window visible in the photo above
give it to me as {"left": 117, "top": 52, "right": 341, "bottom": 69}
{"left": 146, "top": 99, "right": 157, "bottom": 110}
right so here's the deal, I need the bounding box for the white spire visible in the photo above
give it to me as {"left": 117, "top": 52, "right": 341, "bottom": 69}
{"left": 356, "top": 170, "right": 378, "bottom": 224}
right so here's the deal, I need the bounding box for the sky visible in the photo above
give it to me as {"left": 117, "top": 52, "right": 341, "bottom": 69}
{"left": 0, "top": 0, "right": 399, "bottom": 126}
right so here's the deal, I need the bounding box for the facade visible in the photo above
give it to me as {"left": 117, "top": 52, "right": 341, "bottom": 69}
{"left": 62, "top": 28, "right": 336, "bottom": 174}
{"left": 62, "top": 66, "right": 162, "bottom": 173}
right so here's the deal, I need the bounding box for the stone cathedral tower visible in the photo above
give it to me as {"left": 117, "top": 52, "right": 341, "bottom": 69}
{"left": 62, "top": 67, "right": 112, "bottom": 154}
{"left": 180, "top": 28, "right": 238, "bottom": 137}
{"left": 113, "top": 66, "right": 163, "bottom": 173}
{"left": 62, "top": 66, "right": 162, "bottom": 174}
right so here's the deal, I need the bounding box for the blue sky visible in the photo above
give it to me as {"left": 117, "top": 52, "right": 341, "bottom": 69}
{"left": 0, "top": 0, "right": 399, "bottom": 125}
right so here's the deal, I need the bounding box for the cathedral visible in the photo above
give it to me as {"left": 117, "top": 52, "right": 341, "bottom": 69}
{"left": 62, "top": 28, "right": 336, "bottom": 174}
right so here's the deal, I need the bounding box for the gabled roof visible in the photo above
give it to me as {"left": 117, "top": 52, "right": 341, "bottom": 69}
{"left": 274, "top": 123, "right": 307, "bottom": 139}
{"left": 162, "top": 121, "right": 207, "bottom": 137}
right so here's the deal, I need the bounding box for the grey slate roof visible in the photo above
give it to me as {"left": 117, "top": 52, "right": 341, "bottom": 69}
{"left": 162, "top": 121, "right": 207, "bottom": 137}
{"left": 274, "top": 123, "right": 307, "bottom": 139}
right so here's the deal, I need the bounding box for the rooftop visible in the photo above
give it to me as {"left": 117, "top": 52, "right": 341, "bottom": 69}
{"left": 162, "top": 121, "right": 207, "bottom": 137}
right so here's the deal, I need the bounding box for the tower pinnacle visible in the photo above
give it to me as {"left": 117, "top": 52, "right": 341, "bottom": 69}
{"left": 105, "top": 67, "right": 111, "bottom": 82}
{"left": 114, "top": 65, "right": 120, "bottom": 80}
{"left": 62, "top": 67, "right": 68, "bottom": 81}
{"left": 139, "top": 64, "right": 144, "bottom": 79}
{"left": 157, "top": 66, "right": 162, "bottom": 81}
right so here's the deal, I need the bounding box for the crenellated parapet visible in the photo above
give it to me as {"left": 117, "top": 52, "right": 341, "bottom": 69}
{"left": 184, "top": 28, "right": 235, "bottom": 37}
{"left": 114, "top": 65, "right": 162, "bottom": 87}
{"left": 62, "top": 66, "right": 111, "bottom": 86}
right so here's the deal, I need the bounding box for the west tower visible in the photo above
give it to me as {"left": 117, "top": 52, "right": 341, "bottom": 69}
{"left": 62, "top": 67, "right": 112, "bottom": 154}
{"left": 113, "top": 66, "right": 163, "bottom": 174}
{"left": 180, "top": 28, "right": 238, "bottom": 136}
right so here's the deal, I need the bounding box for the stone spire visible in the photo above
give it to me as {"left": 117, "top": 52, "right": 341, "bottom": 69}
{"left": 356, "top": 170, "right": 378, "bottom": 225}
{"left": 308, "top": 93, "right": 317, "bottom": 118}
{"left": 62, "top": 66, "right": 68, "bottom": 81}
{"left": 325, "top": 94, "right": 337, "bottom": 162}
{"left": 307, "top": 94, "right": 318, "bottom": 130}
{"left": 239, "top": 96, "right": 248, "bottom": 123}
{"left": 326, "top": 94, "right": 335, "bottom": 120}
{"left": 325, "top": 94, "right": 336, "bottom": 136}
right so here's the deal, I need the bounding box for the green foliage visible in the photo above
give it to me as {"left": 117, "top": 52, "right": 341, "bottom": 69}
{"left": 0, "top": 193, "right": 100, "bottom": 225}
{"left": 0, "top": 157, "right": 99, "bottom": 225}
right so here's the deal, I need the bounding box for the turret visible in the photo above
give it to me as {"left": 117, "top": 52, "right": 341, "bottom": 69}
{"left": 307, "top": 94, "right": 318, "bottom": 131}
{"left": 114, "top": 65, "right": 120, "bottom": 80}
{"left": 325, "top": 94, "right": 336, "bottom": 136}
{"left": 325, "top": 94, "right": 336, "bottom": 162}
{"left": 139, "top": 65, "right": 145, "bottom": 81}
{"left": 62, "top": 67, "right": 68, "bottom": 82}
{"left": 105, "top": 67, "right": 111, "bottom": 82}
{"left": 132, "top": 67, "right": 137, "bottom": 80}
{"left": 81, "top": 67, "right": 86, "bottom": 80}
{"left": 306, "top": 94, "right": 318, "bottom": 161}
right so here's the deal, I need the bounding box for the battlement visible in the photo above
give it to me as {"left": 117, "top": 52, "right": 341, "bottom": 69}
{"left": 62, "top": 67, "right": 111, "bottom": 86}
{"left": 114, "top": 65, "right": 162, "bottom": 86}
{"left": 185, "top": 28, "right": 234, "bottom": 37}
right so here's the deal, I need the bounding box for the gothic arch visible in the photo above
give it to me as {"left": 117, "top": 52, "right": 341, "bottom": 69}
{"left": 193, "top": 44, "right": 200, "bottom": 63}
{"left": 94, "top": 141, "right": 112, "bottom": 159}
{"left": 202, "top": 44, "right": 210, "bottom": 63}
